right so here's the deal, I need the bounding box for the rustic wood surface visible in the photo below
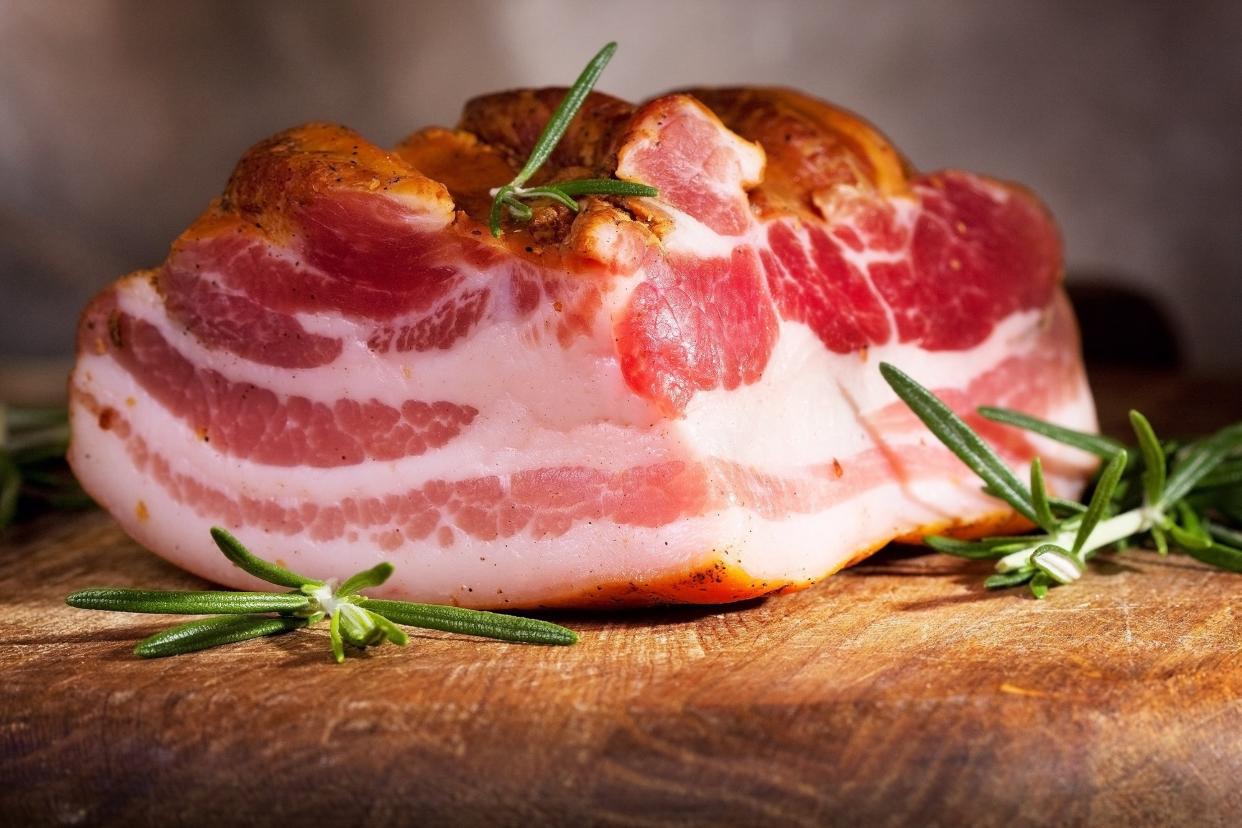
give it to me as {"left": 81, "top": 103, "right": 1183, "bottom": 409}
{"left": 2, "top": 369, "right": 1241, "bottom": 827}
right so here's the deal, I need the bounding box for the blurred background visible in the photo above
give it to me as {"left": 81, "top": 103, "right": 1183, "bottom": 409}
{"left": 1, "top": 0, "right": 1239, "bottom": 400}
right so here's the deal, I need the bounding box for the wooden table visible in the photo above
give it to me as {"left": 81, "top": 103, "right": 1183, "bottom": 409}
{"left": 3, "top": 369, "right": 1241, "bottom": 826}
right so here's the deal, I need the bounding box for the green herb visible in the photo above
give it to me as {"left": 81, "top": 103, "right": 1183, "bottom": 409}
{"left": 64, "top": 588, "right": 311, "bottom": 615}
{"left": 67, "top": 527, "right": 579, "bottom": 661}
{"left": 881, "top": 362, "right": 1242, "bottom": 598}
{"left": 134, "top": 615, "right": 309, "bottom": 658}
{"left": 488, "top": 42, "right": 658, "bottom": 237}
{"left": 361, "top": 599, "right": 578, "bottom": 646}
{"left": 0, "top": 404, "right": 93, "bottom": 530}
{"left": 879, "top": 363, "right": 1044, "bottom": 529}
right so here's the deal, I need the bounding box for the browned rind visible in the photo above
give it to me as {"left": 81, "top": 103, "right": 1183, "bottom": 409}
{"left": 536, "top": 556, "right": 804, "bottom": 609}
{"left": 536, "top": 507, "right": 1030, "bottom": 608}
{"left": 681, "top": 87, "right": 913, "bottom": 219}
{"left": 164, "top": 87, "right": 926, "bottom": 272}
{"left": 457, "top": 88, "right": 635, "bottom": 175}
{"left": 395, "top": 127, "right": 515, "bottom": 221}
{"left": 402, "top": 86, "right": 920, "bottom": 262}
{"left": 398, "top": 92, "right": 665, "bottom": 268}
{"left": 895, "top": 509, "right": 1034, "bottom": 545}
{"left": 217, "top": 122, "right": 454, "bottom": 242}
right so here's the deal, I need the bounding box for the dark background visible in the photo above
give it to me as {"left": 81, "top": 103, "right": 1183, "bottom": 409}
{"left": 2, "top": 0, "right": 1239, "bottom": 396}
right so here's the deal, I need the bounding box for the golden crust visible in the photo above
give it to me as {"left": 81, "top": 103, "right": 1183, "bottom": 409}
{"left": 457, "top": 88, "right": 635, "bottom": 176}
{"left": 529, "top": 510, "right": 1034, "bottom": 609}
{"left": 682, "top": 87, "right": 914, "bottom": 218}
{"left": 188, "top": 88, "right": 925, "bottom": 266}
{"left": 191, "top": 123, "right": 455, "bottom": 246}
{"left": 394, "top": 127, "right": 514, "bottom": 222}
{"left": 191, "top": 87, "right": 924, "bottom": 259}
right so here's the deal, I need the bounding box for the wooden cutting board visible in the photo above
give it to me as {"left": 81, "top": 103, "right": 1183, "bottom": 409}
{"left": 3, "top": 369, "right": 1241, "bottom": 826}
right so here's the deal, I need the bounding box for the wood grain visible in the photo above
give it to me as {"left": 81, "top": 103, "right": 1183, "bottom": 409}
{"left": 2, "top": 370, "right": 1241, "bottom": 827}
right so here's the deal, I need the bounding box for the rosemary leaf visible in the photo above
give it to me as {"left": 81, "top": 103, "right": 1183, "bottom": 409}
{"left": 509, "top": 42, "right": 616, "bottom": 190}
{"left": 3, "top": 405, "right": 68, "bottom": 431}
{"left": 364, "top": 609, "right": 410, "bottom": 646}
{"left": 1072, "top": 450, "right": 1127, "bottom": 555}
{"left": 1172, "top": 502, "right": 1212, "bottom": 548}
{"left": 1166, "top": 522, "right": 1212, "bottom": 551}
{"left": 135, "top": 615, "right": 306, "bottom": 659}
{"left": 1129, "top": 411, "right": 1166, "bottom": 506}
{"left": 543, "top": 179, "right": 658, "bottom": 198}
{"left": 1048, "top": 496, "right": 1087, "bottom": 515}
{"left": 985, "top": 568, "right": 1036, "bottom": 589}
{"left": 924, "top": 535, "right": 1023, "bottom": 559}
{"left": 488, "top": 185, "right": 514, "bottom": 235}
{"left": 211, "top": 527, "right": 320, "bottom": 590}
{"left": 67, "top": 588, "right": 310, "bottom": 615}
{"left": 9, "top": 438, "right": 70, "bottom": 466}
{"left": 337, "top": 603, "right": 382, "bottom": 648}
{"left": 1165, "top": 502, "right": 1213, "bottom": 552}
{"left": 1186, "top": 540, "right": 1242, "bottom": 573}
{"left": 1029, "top": 457, "right": 1057, "bottom": 532}
{"left": 978, "top": 406, "right": 1126, "bottom": 458}
{"left": 1207, "top": 520, "right": 1242, "bottom": 548}
{"left": 1031, "top": 544, "right": 1083, "bottom": 585}
{"left": 1196, "top": 459, "right": 1242, "bottom": 490}
{"left": 512, "top": 185, "right": 581, "bottom": 211}
{"left": 361, "top": 598, "right": 578, "bottom": 645}
{"left": 503, "top": 196, "right": 533, "bottom": 221}
{"left": 329, "top": 611, "right": 345, "bottom": 664}
{"left": 880, "top": 363, "right": 1040, "bottom": 526}
{"left": 337, "top": 562, "right": 395, "bottom": 597}
{"left": 1161, "top": 423, "right": 1242, "bottom": 509}
{"left": 1152, "top": 524, "right": 1169, "bottom": 555}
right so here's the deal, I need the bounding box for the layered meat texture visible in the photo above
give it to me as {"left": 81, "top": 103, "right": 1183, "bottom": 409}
{"left": 68, "top": 87, "right": 1097, "bottom": 608}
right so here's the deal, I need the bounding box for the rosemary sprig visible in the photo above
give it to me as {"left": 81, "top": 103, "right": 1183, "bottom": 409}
{"left": 67, "top": 527, "right": 579, "bottom": 661}
{"left": 0, "top": 404, "right": 93, "bottom": 530}
{"left": 881, "top": 362, "right": 1242, "bottom": 597}
{"left": 488, "top": 42, "right": 658, "bottom": 237}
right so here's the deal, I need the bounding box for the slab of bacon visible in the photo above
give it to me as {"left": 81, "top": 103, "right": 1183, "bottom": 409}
{"left": 68, "top": 86, "right": 1097, "bottom": 608}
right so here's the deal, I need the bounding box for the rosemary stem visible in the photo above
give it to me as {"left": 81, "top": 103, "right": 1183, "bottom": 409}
{"left": 997, "top": 507, "right": 1152, "bottom": 572}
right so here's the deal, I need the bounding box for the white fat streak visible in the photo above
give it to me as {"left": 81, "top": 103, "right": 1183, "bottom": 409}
{"left": 86, "top": 268, "right": 678, "bottom": 505}
{"left": 681, "top": 308, "right": 1066, "bottom": 468}
{"left": 73, "top": 351, "right": 681, "bottom": 502}
{"left": 115, "top": 270, "right": 654, "bottom": 425}
{"left": 647, "top": 203, "right": 767, "bottom": 258}
{"left": 290, "top": 255, "right": 498, "bottom": 338}
{"left": 679, "top": 321, "right": 873, "bottom": 465}
{"left": 91, "top": 265, "right": 677, "bottom": 501}
{"left": 116, "top": 264, "right": 658, "bottom": 430}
